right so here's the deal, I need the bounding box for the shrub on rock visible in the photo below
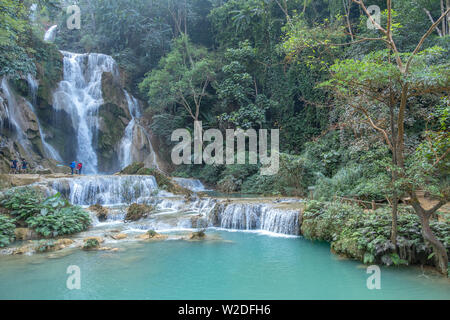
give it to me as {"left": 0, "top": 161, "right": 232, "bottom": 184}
{"left": 125, "top": 203, "right": 154, "bottom": 221}
{"left": 83, "top": 237, "right": 103, "bottom": 250}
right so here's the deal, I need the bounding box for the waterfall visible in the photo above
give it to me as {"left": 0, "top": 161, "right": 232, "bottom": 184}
{"left": 214, "top": 203, "right": 300, "bottom": 235}
{"left": 44, "top": 25, "right": 57, "bottom": 42}
{"left": 119, "top": 91, "right": 141, "bottom": 168}
{"left": 0, "top": 78, "right": 34, "bottom": 156}
{"left": 172, "top": 178, "right": 207, "bottom": 192}
{"left": 49, "top": 175, "right": 158, "bottom": 206}
{"left": 52, "top": 51, "right": 120, "bottom": 174}
{"left": 26, "top": 75, "right": 62, "bottom": 161}
{"left": 136, "top": 123, "right": 160, "bottom": 170}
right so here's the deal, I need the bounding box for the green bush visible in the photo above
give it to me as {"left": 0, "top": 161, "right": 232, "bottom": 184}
{"left": 302, "top": 201, "right": 361, "bottom": 241}
{"left": 0, "top": 187, "right": 44, "bottom": 220}
{"left": 241, "top": 174, "right": 278, "bottom": 195}
{"left": 147, "top": 230, "right": 157, "bottom": 237}
{"left": 313, "top": 164, "right": 390, "bottom": 201}
{"left": 1, "top": 188, "right": 91, "bottom": 239}
{"left": 27, "top": 205, "right": 91, "bottom": 238}
{"left": 0, "top": 215, "right": 16, "bottom": 247}
{"left": 83, "top": 238, "right": 100, "bottom": 250}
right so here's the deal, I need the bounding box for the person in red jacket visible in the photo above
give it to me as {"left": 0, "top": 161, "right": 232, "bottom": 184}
{"left": 77, "top": 162, "right": 83, "bottom": 175}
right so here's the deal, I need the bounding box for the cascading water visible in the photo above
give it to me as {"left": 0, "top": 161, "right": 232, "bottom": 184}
{"left": 49, "top": 175, "right": 158, "bottom": 206}
{"left": 214, "top": 203, "right": 300, "bottom": 235}
{"left": 44, "top": 25, "right": 57, "bottom": 42}
{"left": 135, "top": 122, "right": 160, "bottom": 170}
{"left": 172, "top": 177, "right": 207, "bottom": 192}
{"left": 119, "top": 91, "right": 141, "bottom": 168}
{"left": 52, "top": 51, "right": 120, "bottom": 173}
{"left": 42, "top": 173, "right": 301, "bottom": 235}
{"left": 0, "top": 78, "right": 34, "bottom": 156}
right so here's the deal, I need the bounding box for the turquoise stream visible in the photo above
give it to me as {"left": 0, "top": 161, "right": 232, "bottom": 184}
{"left": 0, "top": 230, "right": 449, "bottom": 300}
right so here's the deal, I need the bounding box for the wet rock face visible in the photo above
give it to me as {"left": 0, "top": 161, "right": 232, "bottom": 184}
{"left": 97, "top": 72, "right": 130, "bottom": 173}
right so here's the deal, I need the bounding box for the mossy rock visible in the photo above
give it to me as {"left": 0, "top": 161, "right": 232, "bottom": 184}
{"left": 136, "top": 229, "right": 167, "bottom": 240}
{"left": 36, "top": 239, "right": 73, "bottom": 253}
{"left": 147, "top": 229, "right": 158, "bottom": 238}
{"left": 120, "top": 163, "right": 193, "bottom": 196}
{"left": 125, "top": 203, "right": 154, "bottom": 221}
{"left": 83, "top": 237, "right": 103, "bottom": 250}
{"left": 88, "top": 204, "right": 109, "bottom": 222}
{"left": 189, "top": 230, "right": 206, "bottom": 240}
{"left": 120, "top": 162, "right": 145, "bottom": 175}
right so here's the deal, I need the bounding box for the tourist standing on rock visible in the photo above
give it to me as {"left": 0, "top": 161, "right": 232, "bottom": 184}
{"left": 70, "top": 161, "right": 76, "bottom": 175}
{"left": 10, "top": 159, "right": 18, "bottom": 174}
{"left": 20, "top": 159, "right": 28, "bottom": 174}
{"left": 77, "top": 162, "right": 83, "bottom": 175}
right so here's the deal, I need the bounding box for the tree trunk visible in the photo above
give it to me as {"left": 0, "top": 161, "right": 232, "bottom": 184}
{"left": 391, "top": 195, "right": 398, "bottom": 248}
{"left": 411, "top": 198, "right": 448, "bottom": 275}
{"left": 441, "top": 0, "right": 446, "bottom": 36}
{"left": 447, "top": 0, "right": 450, "bottom": 35}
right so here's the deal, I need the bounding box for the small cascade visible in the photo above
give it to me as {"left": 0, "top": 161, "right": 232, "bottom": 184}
{"left": 0, "top": 78, "right": 34, "bottom": 156}
{"left": 52, "top": 51, "right": 120, "bottom": 173}
{"left": 119, "top": 91, "right": 141, "bottom": 168}
{"left": 49, "top": 175, "right": 158, "bottom": 206}
{"left": 135, "top": 123, "right": 160, "bottom": 170}
{"left": 26, "top": 75, "right": 62, "bottom": 161}
{"left": 44, "top": 25, "right": 57, "bottom": 42}
{"left": 172, "top": 178, "right": 207, "bottom": 192}
{"left": 214, "top": 203, "right": 300, "bottom": 235}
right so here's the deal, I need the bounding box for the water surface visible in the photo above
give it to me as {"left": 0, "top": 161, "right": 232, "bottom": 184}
{"left": 0, "top": 230, "right": 448, "bottom": 300}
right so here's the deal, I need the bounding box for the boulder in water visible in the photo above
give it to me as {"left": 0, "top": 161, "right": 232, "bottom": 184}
{"left": 136, "top": 230, "right": 167, "bottom": 241}
{"left": 82, "top": 237, "right": 104, "bottom": 250}
{"left": 35, "top": 239, "right": 74, "bottom": 253}
{"left": 13, "top": 242, "right": 35, "bottom": 255}
{"left": 112, "top": 233, "right": 127, "bottom": 240}
{"left": 88, "top": 204, "right": 109, "bottom": 221}
{"left": 188, "top": 230, "right": 206, "bottom": 241}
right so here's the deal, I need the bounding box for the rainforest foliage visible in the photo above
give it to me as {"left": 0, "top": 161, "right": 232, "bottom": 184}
{"left": 302, "top": 200, "right": 449, "bottom": 267}
{"left": 1, "top": 0, "right": 449, "bottom": 271}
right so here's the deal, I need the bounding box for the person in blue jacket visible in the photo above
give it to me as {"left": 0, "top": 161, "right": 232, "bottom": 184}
{"left": 70, "top": 161, "right": 76, "bottom": 175}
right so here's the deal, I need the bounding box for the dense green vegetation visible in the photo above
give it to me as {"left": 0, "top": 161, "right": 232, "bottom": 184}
{"left": 0, "top": 187, "right": 91, "bottom": 241}
{"left": 302, "top": 200, "right": 449, "bottom": 268}
{"left": 1, "top": 0, "right": 449, "bottom": 273}
{"left": 0, "top": 214, "right": 16, "bottom": 247}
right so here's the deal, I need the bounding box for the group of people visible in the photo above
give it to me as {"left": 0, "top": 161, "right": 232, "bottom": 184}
{"left": 70, "top": 161, "right": 83, "bottom": 175}
{"left": 10, "top": 158, "right": 28, "bottom": 174}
